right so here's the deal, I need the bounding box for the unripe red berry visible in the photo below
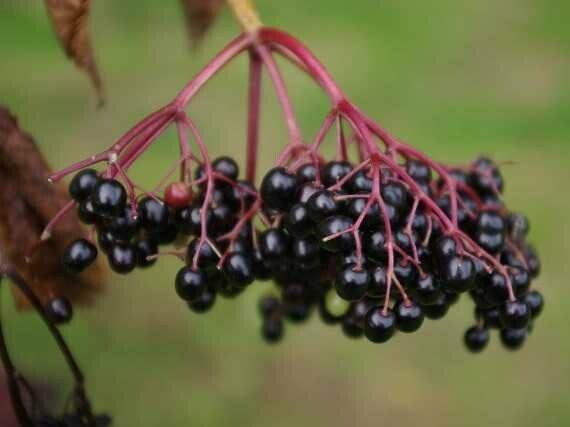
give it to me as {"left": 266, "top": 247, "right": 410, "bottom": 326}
{"left": 164, "top": 182, "right": 192, "bottom": 208}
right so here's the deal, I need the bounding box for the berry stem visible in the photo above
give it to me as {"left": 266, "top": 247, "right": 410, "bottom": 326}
{"left": 256, "top": 44, "right": 303, "bottom": 146}
{"left": 246, "top": 51, "right": 263, "bottom": 183}
{"left": 0, "top": 264, "right": 95, "bottom": 424}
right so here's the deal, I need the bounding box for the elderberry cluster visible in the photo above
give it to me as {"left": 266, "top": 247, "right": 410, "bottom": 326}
{"left": 252, "top": 156, "right": 544, "bottom": 351}
{"left": 58, "top": 152, "right": 543, "bottom": 353}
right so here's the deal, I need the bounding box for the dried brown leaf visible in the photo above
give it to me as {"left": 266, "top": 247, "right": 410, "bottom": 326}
{"left": 180, "top": 0, "right": 224, "bottom": 45}
{"left": 0, "top": 106, "right": 106, "bottom": 310}
{"left": 44, "top": 0, "right": 104, "bottom": 105}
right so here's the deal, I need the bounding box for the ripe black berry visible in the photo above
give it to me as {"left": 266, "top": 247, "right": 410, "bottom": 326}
{"left": 213, "top": 156, "right": 239, "bottom": 181}
{"left": 78, "top": 198, "right": 99, "bottom": 225}
{"left": 46, "top": 297, "right": 73, "bottom": 324}
{"left": 186, "top": 238, "right": 219, "bottom": 270}
{"left": 500, "top": 300, "right": 530, "bottom": 329}
{"left": 342, "top": 316, "right": 364, "bottom": 338}
{"left": 136, "top": 239, "right": 158, "bottom": 268}
{"left": 188, "top": 287, "right": 217, "bottom": 313}
{"left": 296, "top": 163, "right": 318, "bottom": 184}
{"left": 395, "top": 301, "right": 424, "bottom": 333}
{"left": 415, "top": 273, "right": 441, "bottom": 305}
{"left": 175, "top": 267, "right": 207, "bottom": 302}
{"left": 364, "top": 308, "right": 396, "bottom": 343}
{"left": 291, "top": 237, "right": 320, "bottom": 268}
{"left": 107, "top": 243, "right": 137, "bottom": 274}
{"left": 107, "top": 206, "right": 140, "bottom": 240}
{"left": 346, "top": 170, "right": 373, "bottom": 193}
{"left": 322, "top": 160, "right": 352, "bottom": 187}
{"left": 262, "top": 318, "right": 284, "bottom": 343}
{"left": 442, "top": 256, "right": 475, "bottom": 293}
{"left": 335, "top": 264, "right": 369, "bottom": 301}
{"left": 259, "top": 228, "right": 290, "bottom": 263}
{"left": 92, "top": 179, "right": 127, "bottom": 217}
{"left": 476, "top": 210, "right": 505, "bottom": 234}
{"left": 381, "top": 182, "right": 409, "bottom": 212}
{"left": 500, "top": 328, "right": 526, "bottom": 350}
{"left": 69, "top": 169, "right": 99, "bottom": 202}
{"left": 433, "top": 236, "right": 458, "bottom": 263}
{"left": 422, "top": 294, "right": 450, "bottom": 320}
{"left": 260, "top": 167, "right": 297, "bottom": 211}
{"left": 307, "top": 190, "right": 338, "bottom": 222}
{"left": 138, "top": 197, "right": 170, "bottom": 230}
{"left": 316, "top": 215, "right": 354, "bottom": 252}
{"left": 175, "top": 204, "right": 212, "bottom": 235}
{"left": 259, "top": 295, "right": 281, "bottom": 317}
{"left": 406, "top": 159, "right": 432, "bottom": 183}
{"left": 464, "top": 326, "right": 489, "bottom": 353}
{"left": 222, "top": 252, "right": 255, "bottom": 287}
{"left": 524, "top": 290, "right": 544, "bottom": 318}
{"left": 63, "top": 239, "right": 98, "bottom": 274}
{"left": 367, "top": 265, "right": 388, "bottom": 298}
{"left": 97, "top": 228, "right": 116, "bottom": 252}
{"left": 365, "top": 230, "right": 387, "bottom": 262}
{"left": 284, "top": 203, "right": 313, "bottom": 238}
{"left": 475, "top": 231, "right": 505, "bottom": 255}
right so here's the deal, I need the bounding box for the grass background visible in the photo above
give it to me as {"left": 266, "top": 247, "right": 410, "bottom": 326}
{"left": 1, "top": 0, "right": 569, "bottom": 426}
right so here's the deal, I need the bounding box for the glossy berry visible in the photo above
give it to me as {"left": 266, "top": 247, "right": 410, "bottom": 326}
{"left": 365, "top": 231, "right": 387, "bottom": 262}
{"left": 46, "top": 297, "right": 73, "bottom": 324}
{"left": 464, "top": 326, "right": 489, "bottom": 353}
{"left": 69, "top": 169, "right": 99, "bottom": 202}
{"left": 259, "top": 295, "right": 281, "bottom": 317}
{"left": 307, "top": 190, "right": 338, "bottom": 222}
{"left": 381, "top": 182, "right": 409, "bottom": 212}
{"left": 470, "top": 157, "right": 504, "bottom": 195}
{"left": 500, "top": 300, "right": 530, "bottom": 329}
{"left": 422, "top": 295, "right": 450, "bottom": 320}
{"left": 346, "top": 170, "right": 373, "bottom": 193}
{"left": 415, "top": 273, "right": 441, "bottom": 305}
{"left": 395, "top": 301, "right": 424, "bottom": 333}
{"left": 342, "top": 316, "right": 364, "bottom": 338}
{"left": 222, "top": 252, "right": 255, "bottom": 287}
{"left": 476, "top": 210, "right": 505, "bottom": 234}
{"left": 92, "top": 179, "right": 127, "bottom": 217}
{"left": 335, "top": 264, "right": 369, "bottom": 301}
{"left": 321, "top": 160, "right": 352, "bottom": 187}
{"left": 364, "top": 308, "right": 396, "bottom": 343}
{"left": 63, "top": 239, "right": 98, "bottom": 274}
{"left": 253, "top": 249, "right": 272, "bottom": 280}
{"left": 291, "top": 237, "right": 320, "bottom": 267}
{"left": 484, "top": 272, "right": 509, "bottom": 304}
{"left": 296, "top": 163, "right": 318, "bottom": 184}
{"left": 97, "top": 228, "right": 116, "bottom": 253}
{"left": 107, "top": 206, "right": 140, "bottom": 240}
{"left": 367, "top": 266, "right": 388, "bottom": 298}
{"left": 138, "top": 197, "right": 170, "bottom": 230}
{"left": 175, "top": 204, "right": 212, "bottom": 235}
{"left": 442, "top": 256, "right": 475, "bottom": 293}
{"left": 284, "top": 203, "right": 314, "bottom": 238}
{"left": 175, "top": 267, "right": 207, "bottom": 302}
{"left": 164, "top": 182, "right": 192, "bottom": 208}
{"left": 262, "top": 318, "right": 284, "bottom": 344}
{"left": 213, "top": 156, "right": 239, "bottom": 181}
{"left": 406, "top": 159, "right": 432, "bottom": 183}
{"left": 107, "top": 243, "right": 137, "bottom": 274}
{"left": 136, "top": 239, "right": 158, "bottom": 268}
{"left": 259, "top": 228, "right": 289, "bottom": 263}
{"left": 507, "top": 213, "right": 530, "bottom": 242}
{"left": 186, "top": 238, "right": 219, "bottom": 270}
{"left": 500, "top": 328, "right": 526, "bottom": 350}
{"left": 315, "top": 215, "right": 354, "bottom": 253}
{"left": 524, "top": 290, "right": 544, "bottom": 318}
{"left": 433, "top": 236, "right": 458, "bottom": 263}
{"left": 475, "top": 231, "right": 505, "bottom": 255}
{"left": 188, "top": 287, "right": 217, "bottom": 313}
{"left": 78, "top": 198, "right": 99, "bottom": 224}
{"left": 260, "top": 167, "right": 297, "bottom": 211}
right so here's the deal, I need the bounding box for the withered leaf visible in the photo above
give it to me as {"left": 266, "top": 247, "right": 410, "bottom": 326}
{"left": 180, "top": 0, "right": 224, "bottom": 45}
{"left": 44, "top": 0, "right": 104, "bottom": 105}
{"left": 0, "top": 106, "right": 106, "bottom": 310}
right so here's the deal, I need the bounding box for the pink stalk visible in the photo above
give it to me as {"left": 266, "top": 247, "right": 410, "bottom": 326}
{"left": 246, "top": 52, "right": 263, "bottom": 182}
{"left": 256, "top": 45, "right": 303, "bottom": 146}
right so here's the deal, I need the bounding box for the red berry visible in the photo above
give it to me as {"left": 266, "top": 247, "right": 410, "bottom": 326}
{"left": 164, "top": 182, "right": 192, "bottom": 208}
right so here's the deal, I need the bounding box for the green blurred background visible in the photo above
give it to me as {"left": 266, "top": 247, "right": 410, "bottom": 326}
{"left": 1, "top": 1, "right": 569, "bottom": 426}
